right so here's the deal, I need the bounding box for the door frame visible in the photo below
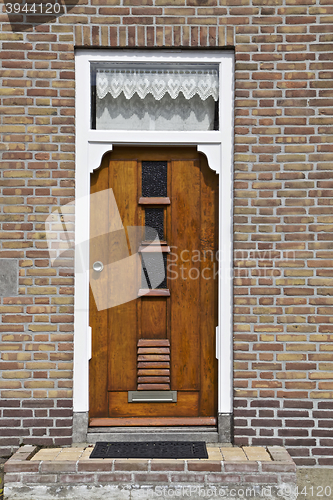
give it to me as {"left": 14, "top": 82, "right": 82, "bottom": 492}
{"left": 73, "top": 49, "right": 234, "bottom": 441}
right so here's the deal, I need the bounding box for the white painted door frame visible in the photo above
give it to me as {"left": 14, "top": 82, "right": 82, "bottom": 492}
{"left": 74, "top": 49, "right": 234, "bottom": 421}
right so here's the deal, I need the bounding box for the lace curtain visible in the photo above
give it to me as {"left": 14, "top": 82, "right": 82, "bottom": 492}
{"left": 95, "top": 68, "right": 219, "bottom": 131}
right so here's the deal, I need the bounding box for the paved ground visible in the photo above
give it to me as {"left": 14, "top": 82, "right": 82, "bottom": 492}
{"left": 30, "top": 444, "right": 273, "bottom": 463}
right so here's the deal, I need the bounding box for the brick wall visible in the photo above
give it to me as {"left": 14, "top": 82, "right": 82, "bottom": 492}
{"left": 0, "top": 0, "right": 332, "bottom": 467}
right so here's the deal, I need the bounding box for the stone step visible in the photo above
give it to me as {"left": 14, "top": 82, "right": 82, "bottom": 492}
{"left": 87, "top": 426, "right": 219, "bottom": 443}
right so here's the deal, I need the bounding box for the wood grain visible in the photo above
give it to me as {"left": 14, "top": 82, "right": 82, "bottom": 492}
{"left": 109, "top": 146, "right": 199, "bottom": 161}
{"left": 137, "top": 376, "right": 170, "bottom": 383}
{"left": 170, "top": 158, "right": 201, "bottom": 391}
{"left": 141, "top": 299, "right": 167, "bottom": 339}
{"left": 137, "top": 338, "right": 171, "bottom": 390}
{"left": 198, "top": 152, "right": 219, "bottom": 416}
{"left": 137, "top": 383, "right": 171, "bottom": 390}
{"left": 138, "top": 369, "right": 170, "bottom": 376}
{"left": 108, "top": 391, "right": 199, "bottom": 417}
{"left": 89, "top": 156, "right": 109, "bottom": 418}
{"left": 137, "top": 361, "right": 170, "bottom": 369}
{"left": 138, "top": 347, "right": 170, "bottom": 354}
{"left": 137, "top": 354, "right": 170, "bottom": 362}
{"left": 90, "top": 147, "right": 218, "bottom": 420}
{"left": 108, "top": 159, "right": 138, "bottom": 392}
{"left": 90, "top": 417, "right": 217, "bottom": 427}
{"left": 138, "top": 289, "right": 170, "bottom": 297}
{"left": 138, "top": 339, "right": 170, "bottom": 347}
{"left": 139, "top": 244, "right": 170, "bottom": 253}
{"left": 139, "top": 197, "right": 170, "bottom": 205}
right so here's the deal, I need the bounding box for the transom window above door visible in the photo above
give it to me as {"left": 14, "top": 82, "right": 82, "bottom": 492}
{"left": 90, "top": 64, "right": 219, "bottom": 131}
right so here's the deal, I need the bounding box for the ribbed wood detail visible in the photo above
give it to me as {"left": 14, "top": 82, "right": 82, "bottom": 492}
{"left": 138, "top": 339, "right": 170, "bottom": 347}
{"left": 139, "top": 197, "right": 170, "bottom": 205}
{"left": 138, "top": 289, "right": 170, "bottom": 297}
{"left": 137, "top": 339, "right": 171, "bottom": 390}
{"left": 139, "top": 244, "right": 170, "bottom": 253}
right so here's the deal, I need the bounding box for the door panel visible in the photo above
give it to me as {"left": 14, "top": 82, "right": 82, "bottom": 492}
{"left": 199, "top": 154, "right": 219, "bottom": 416}
{"left": 89, "top": 147, "right": 218, "bottom": 423}
{"left": 170, "top": 159, "right": 201, "bottom": 392}
{"left": 108, "top": 391, "right": 199, "bottom": 417}
{"left": 108, "top": 301, "right": 137, "bottom": 392}
{"left": 89, "top": 159, "right": 109, "bottom": 418}
{"left": 108, "top": 160, "right": 138, "bottom": 392}
{"left": 141, "top": 297, "right": 167, "bottom": 339}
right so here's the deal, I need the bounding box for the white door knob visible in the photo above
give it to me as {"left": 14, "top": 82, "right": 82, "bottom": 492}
{"left": 92, "top": 261, "right": 104, "bottom": 272}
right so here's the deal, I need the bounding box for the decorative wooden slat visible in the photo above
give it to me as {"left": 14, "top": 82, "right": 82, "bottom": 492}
{"left": 138, "top": 347, "right": 170, "bottom": 354}
{"left": 137, "top": 384, "right": 171, "bottom": 391}
{"left": 139, "top": 245, "right": 170, "bottom": 253}
{"left": 139, "top": 197, "right": 170, "bottom": 205}
{"left": 138, "top": 369, "right": 170, "bottom": 376}
{"left": 138, "top": 354, "right": 170, "bottom": 362}
{"left": 138, "top": 376, "right": 170, "bottom": 384}
{"left": 142, "top": 240, "right": 168, "bottom": 246}
{"left": 138, "top": 289, "right": 170, "bottom": 297}
{"left": 138, "top": 339, "right": 170, "bottom": 347}
{"left": 137, "top": 361, "right": 170, "bottom": 369}
{"left": 137, "top": 338, "right": 171, "bottom": 391}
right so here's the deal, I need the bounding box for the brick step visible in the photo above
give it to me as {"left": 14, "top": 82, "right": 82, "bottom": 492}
{"left": 4, "top": 445, "right": 296, "bottom": 500}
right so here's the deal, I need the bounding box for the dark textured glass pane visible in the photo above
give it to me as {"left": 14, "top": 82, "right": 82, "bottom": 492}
{"left": 214, "top": 100, "right": 219, "bottom": 130}
{"left": 142, "top": 161, "right": 167, "bottom": 197}
{"left": 145, "top": 208, "right": 164, "bottom": 241}
{"left": 91, "top": 67, "right": 96, "bottom": 129}
{"left": 141, "top": 253, "right": 167, "bottom": 289}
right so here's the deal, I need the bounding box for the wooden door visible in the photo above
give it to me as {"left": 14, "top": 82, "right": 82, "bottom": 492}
{"left": 89, "top": 147, "right": 218, "bottom": 426}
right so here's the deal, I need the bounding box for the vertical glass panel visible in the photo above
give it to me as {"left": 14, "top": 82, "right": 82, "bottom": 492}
{"left": 141, "top": 253, "right": 167, "bottom": 289}
{"left": 142, "top": 161, "right": 167, "bottom": 198}
{"left": 145, "top": 209, "right": 164, "bottom": 241}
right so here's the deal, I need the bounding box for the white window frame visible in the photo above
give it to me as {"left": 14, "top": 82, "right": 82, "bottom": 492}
{"left": 74, "top": 49, "right": 234, "bottom": 419}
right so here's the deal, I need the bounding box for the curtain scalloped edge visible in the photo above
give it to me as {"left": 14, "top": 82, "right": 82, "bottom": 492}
{"left": 96, "top": 69, "right": 219, "bottom": 102}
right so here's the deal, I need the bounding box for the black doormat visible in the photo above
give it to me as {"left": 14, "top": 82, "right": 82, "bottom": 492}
{"left": 89, "top": 441, "right": 208, "bottom": 459}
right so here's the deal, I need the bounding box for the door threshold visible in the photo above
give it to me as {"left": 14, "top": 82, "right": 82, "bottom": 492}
{"left": 89, "top": 417, "right": 216, "bottom": 427}
{"left": 87, "top": 426, "right": 219, "bottom": 443}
